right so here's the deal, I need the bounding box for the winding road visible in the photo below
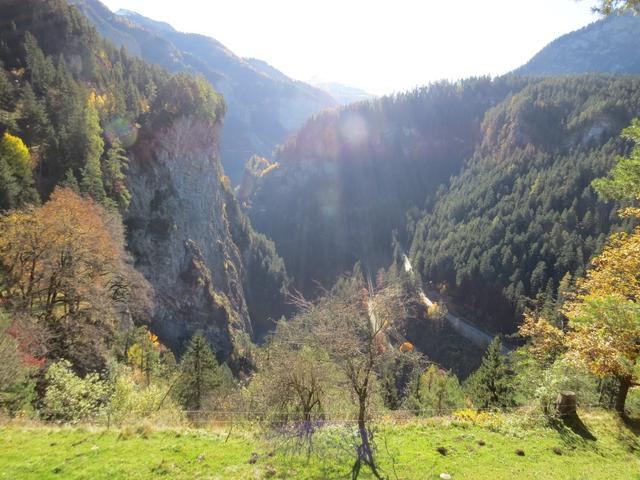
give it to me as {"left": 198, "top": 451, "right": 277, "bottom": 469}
{"left": 402, "top": 255, "right": 511, "bottom": 354}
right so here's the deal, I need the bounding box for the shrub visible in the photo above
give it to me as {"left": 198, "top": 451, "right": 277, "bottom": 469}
{"left": 533, "top": 357, "right": 599, "bottom": 414}
{"left": 41, "top": 360, "right": 109, "bottom": 423}
{"left": 106, "top": 367, "right": 185, "bottom": 427}
{"left": 403, "top": 365, "right": 465, "bottom": 416}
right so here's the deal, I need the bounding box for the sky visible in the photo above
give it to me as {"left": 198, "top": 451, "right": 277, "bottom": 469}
{"left": 100, "top": 0, "right": 600, "bottom": 96}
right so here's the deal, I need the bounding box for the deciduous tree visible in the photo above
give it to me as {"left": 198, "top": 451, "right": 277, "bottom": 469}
{"left": 0, "top": 188, "right": 151, "bottom": 371}
{"left": 0, "top": 132, "right": 39, "bottom": 209}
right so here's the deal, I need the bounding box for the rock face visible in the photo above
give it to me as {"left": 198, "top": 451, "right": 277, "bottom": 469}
{"left": 125, "top": 115, "right": 253, "bottom": 357}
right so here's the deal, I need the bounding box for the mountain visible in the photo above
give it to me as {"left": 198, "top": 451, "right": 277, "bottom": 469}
{"left": 0, "top": 0, "right": 289, "bottom": 361}
{"left": 69, "top": 0, "right": 337, "bottom": 182}
{"left": 245, "top": 77, "right": 531, "bottom": 295}
{"left": 515, "top": 13, "right": 640, "bottom": 76}
{"left": 244, "top": 12, "right": 640, "bottom": 335}
{"left": 409, "top": 76, "right": 640, "bottom": 332}
{"left": 309, "top": 79, "right": 376, "bottom": 105}
{"left": 248, "top": 73, "right": 640, "bottom": 336}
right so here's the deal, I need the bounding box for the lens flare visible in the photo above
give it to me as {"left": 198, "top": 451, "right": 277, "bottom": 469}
{"left": 104, "top": 117, "right": 139, "bottom": 148}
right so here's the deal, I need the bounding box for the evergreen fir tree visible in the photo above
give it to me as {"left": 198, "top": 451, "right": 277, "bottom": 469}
{"left": 0, "top": 68, "right": 14, "bottom": 112}
{"left": 17, "top": 83, "right": 52, "bottom": 148}
{"left": 175, "top": 331, "right": 222, "bottom": 411}
{"left": 102, "top": 141, "right": 130, "bottom": 211}
{"left": 465, "top": 337, "right": 514, "bottom": 410}
{"left": 59, "top": 168, "right": 80, "bottom": 193}
{"left": 23, "top": 33, "right": 54, "bottom": 96}
{"left": 79, "top": 100, "right": 106, "bottom": 203}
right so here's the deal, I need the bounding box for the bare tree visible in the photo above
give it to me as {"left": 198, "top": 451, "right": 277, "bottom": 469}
{"left": 293, "top": 268, "right": 407, "bottom": 479}
{"left": 248, "top": 318, "right": 335, "bottom": 454}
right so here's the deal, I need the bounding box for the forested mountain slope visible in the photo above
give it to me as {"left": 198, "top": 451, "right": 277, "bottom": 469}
{"left": 515, "top": 13, "right": 640, "bottom": 76}
{"left": 0, "top": 0, "right": 288, "bottom": 361}
{"left": 248, "top": 73, "right": 640, "bottom": 333}
{"left": 247, "top": 77, "right": 532, "bottom": 294}
{"left": 70, "top": 0, "right": 337, "bottom": 182}
{"left": 410, "top": 76, "right": 640, "bottom": 332}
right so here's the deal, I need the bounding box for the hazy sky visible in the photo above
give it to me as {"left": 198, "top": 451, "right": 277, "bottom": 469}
{"left": 100, "top": 0, "right": 600, "bottom": 95}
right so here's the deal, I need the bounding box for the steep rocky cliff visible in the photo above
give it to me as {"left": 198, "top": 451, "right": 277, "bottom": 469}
{"left": 0, "top": 0, "right": 289, "bottom": 360}
{"left": 126, "top": 112, "right": 289, "bottom": 359}
{"left": 126, "top": 115, "right": 241, "bottom": 356}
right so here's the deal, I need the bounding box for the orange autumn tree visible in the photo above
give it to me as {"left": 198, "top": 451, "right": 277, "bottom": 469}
{"left": 0, "top": 188, "right": 151, "bottom": 371}
{"left": 562, "top": 224, "right": 640, "bottom": 414}
{"left": 518, "top": 228, "right": 640, "bottom": 414}
{"left": 519, "top": 120, "right": 640, "bottom": 414}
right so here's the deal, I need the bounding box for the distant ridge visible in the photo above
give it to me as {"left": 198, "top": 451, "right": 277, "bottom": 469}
{"left": 70, "top": 0, "right": 337, "bottom": 182}
{"left": 309, "top": 79, "right": 376, "bottom": 105}
{"left": 515, "top": 13, "right": 640, "bottom": 76}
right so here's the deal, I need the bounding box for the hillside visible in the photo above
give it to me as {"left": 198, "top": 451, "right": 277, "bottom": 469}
{"left": 2, "top": 410, "right": 638, "bottom": 479}
{"left": 515, "top": 13, "right": 640, "bottom": 76}
{"left": 247, "top": 77, "right": 530, "bottom": 295}
{"left": 410, "top": 76, "right": 640, "bottom": 332}
{"left": 247, "top": 73, "right": 640, "bottom": 334}
{"left": 309, "top": 79, "right": 376, "bottom": 105}
{"left": 0, "top": 0, "right": 288, "bottom": 362}
{"left": 70, "top": 0, "right": 337, "bottom": 182}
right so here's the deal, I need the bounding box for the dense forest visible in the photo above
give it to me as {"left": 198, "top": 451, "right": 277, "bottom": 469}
{"left": 247, "top": 76, "right": 532, "bottom": 294}
{"left": 247, "top": 73, "right": 640, "bottom": 336}
{"left": 410, "top": 75, "right": 640, "bottom": 332}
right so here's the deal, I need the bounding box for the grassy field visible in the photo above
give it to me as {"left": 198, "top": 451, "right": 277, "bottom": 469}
{"left": 1, "top": 410, "right": 639, "bottom": 479}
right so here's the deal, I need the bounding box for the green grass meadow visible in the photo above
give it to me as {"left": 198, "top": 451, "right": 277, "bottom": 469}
{"left": 1, "top": 410, "right": 639, "bottom": 479}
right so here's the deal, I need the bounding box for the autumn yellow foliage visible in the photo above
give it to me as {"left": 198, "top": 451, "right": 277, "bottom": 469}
{"left": 0, "top": 188, "right": 151, "bottom": 367}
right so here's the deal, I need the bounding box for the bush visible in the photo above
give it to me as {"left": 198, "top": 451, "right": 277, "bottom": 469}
{"left": 532, "top": 357, "right": 600, "bottom": 415}
{"left": 106, "top": 366, "right": 185, "bottom": 427}
{"left": 0, "top": 313, "right": 37, "bottom": 416}
{"left": 41, "top": 360, "right": 109, "bottom": 423}
{"left": 403, "top": 365, "right": 465, "bottom": 416}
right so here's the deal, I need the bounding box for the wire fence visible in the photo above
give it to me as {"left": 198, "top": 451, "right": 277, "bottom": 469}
{"left": 65, "top": 401, "right": 611, "bottom": 430}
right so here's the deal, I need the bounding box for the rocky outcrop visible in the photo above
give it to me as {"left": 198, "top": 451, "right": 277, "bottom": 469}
{"left": 125, "top": 115, "right": 253, "bottom": 357}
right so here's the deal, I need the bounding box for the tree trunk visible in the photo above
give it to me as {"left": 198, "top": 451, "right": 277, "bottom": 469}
{"left": 615, "top": 375, "right": 631, "bottom": 415}
{"left": 353, "top": 393, "right": 383, "bottom": 480}
{"left": 555, "top": 391, "right": 576, "bottom": 418}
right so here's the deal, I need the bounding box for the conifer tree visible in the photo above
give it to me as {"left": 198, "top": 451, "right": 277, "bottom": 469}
{"left": 465, "top": 338, "right": 514, "bottom": 410}
{"left": 175, "top": 331, "right": 221, "bottom": 411}
{"left": 23, "top": 33, "right": 54, "bottom": 96}
{"left": 0, "top": 68, "right": 14, "bottom": 112}
{"left": 59, "top": 168, "right": 80, "bottom": 193}
{"left": 79, "top": 100, "right": 106, "bottom": 203}
{"left": 17, "top": 83, "right": 51, "bottom": 149}
{"left": 102, "top": 141, "right": 130, "bottom": 211}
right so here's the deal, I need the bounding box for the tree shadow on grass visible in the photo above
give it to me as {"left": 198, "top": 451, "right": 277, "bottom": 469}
{"left": 549, "top": 413, "right": 597, "bottom": 444}
{"left": 620, "top": 415, "right": 640, "bottom": 436}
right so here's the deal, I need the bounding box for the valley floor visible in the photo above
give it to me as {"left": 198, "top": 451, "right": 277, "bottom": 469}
{"left": 1, "top": 410, "right": 638, "bottom": 479}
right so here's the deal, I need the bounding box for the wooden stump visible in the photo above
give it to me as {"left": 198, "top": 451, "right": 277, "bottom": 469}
{"left": 556, "top": 391, "right": 577, "bottom": 417}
